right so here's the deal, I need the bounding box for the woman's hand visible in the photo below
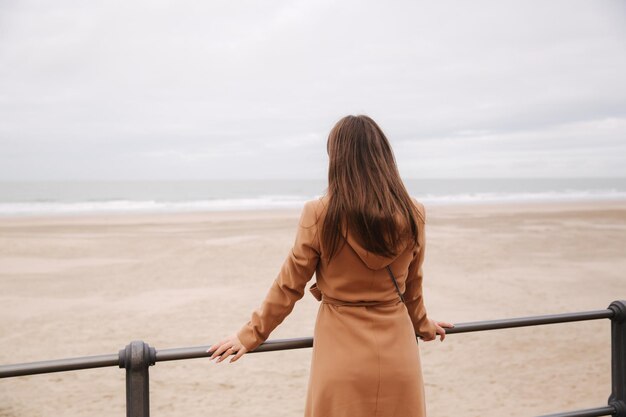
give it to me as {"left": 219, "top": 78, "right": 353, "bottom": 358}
{"left": 421, "top": 319, "right": 455, "bottom": 342}
{"left": 206, "top": 334, "right": 249, "bottom": 363}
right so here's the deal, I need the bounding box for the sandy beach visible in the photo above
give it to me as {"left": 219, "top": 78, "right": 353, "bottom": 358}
{"left": 1, "top": 200, "right": 625, "bottom": 417}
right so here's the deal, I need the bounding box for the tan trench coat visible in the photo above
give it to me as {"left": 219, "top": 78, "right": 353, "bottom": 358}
{"left": 237, "top": 195, "right": 438, "bottom": 417}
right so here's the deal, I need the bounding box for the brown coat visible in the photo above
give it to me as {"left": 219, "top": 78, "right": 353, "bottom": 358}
{"left": 237, "top": 195, "right": 437, "bottom": 417}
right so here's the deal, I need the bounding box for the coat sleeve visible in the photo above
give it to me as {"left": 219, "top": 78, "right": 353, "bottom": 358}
{"left": 404, "top": 201, "right": 438, "bottom": 340}
{"left": 236, "top": 200, "right": 321, "bottom": 351}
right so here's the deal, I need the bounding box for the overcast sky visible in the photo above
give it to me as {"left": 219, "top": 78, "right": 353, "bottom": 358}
{"left": 1, "top": 0, "right": 625, "bottom": 180}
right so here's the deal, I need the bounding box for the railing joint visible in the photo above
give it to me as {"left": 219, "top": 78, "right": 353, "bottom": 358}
{"left": 609, "top": 300, "right": 626, "bottom": 323}
{"left": 119, "top": 340, "right": 154, "bottom": 417}
{"left": 609, "top": 399, "right": 625, "bottom": 417}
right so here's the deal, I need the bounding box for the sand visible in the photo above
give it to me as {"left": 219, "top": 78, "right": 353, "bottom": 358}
{"left": 1, "top": 200, "right": 625, "bottom": 417}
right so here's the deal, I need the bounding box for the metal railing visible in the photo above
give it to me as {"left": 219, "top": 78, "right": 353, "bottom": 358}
{"left": 1, "top": 300, "right": 624, "bottom": 417}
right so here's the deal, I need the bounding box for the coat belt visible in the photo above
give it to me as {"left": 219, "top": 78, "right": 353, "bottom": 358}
{"left": 321, "top": 293, "right": 402, "bottom": 307}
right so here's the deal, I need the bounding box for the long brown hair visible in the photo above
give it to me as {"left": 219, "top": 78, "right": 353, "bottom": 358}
{"left": 321, "top": 115, "right": 422, "bottom": 262}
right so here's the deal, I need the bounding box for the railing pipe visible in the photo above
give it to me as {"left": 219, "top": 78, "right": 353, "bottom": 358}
{"left": 444, "top": 309, "right": 615, "bottom": 335}
{"left": 0, "top": 353, "right": 119, "bottom": 378}
{"left": 537, "top": 405, "right": 616, "bottom": 417}
{"left": 0, "top": 308, "right": 616, "bottom": 377}
{"left": 156, "top": 337, "right": 313, "bottom": 363}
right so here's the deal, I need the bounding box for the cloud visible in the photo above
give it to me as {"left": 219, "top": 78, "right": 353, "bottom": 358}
{"left": 0, "top": 0, "right": 625, "bottom": 179}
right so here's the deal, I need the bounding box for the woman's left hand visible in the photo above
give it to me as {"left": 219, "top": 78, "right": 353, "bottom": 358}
{"left": 420, "top": 319, "right": 455, "bottom": 342}
{"left": 433, "top": 320, "right": 454, "bottom": 342}
{"left": 206, "top": 334, "right": 248, "bottom": 363}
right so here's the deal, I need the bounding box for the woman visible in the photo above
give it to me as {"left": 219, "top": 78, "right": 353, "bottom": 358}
{"left": 207, "top": 114, "right": 453, "bottom": 416}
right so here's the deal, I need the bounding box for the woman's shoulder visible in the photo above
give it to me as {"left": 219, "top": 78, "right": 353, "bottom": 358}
{"left": 299, "top": 196, "right": 328, "bottom": 228}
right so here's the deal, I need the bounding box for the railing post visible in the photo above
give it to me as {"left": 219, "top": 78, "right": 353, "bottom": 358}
{"left": 609, "top": 300, "right": 626, "bottom": 417}
{"left": 119, "top": 341, "right": 156, "bottom": 417}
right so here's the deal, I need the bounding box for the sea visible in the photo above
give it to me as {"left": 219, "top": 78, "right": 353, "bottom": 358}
{"left": 0, "top": 178, "right": 625, "bottom": 216}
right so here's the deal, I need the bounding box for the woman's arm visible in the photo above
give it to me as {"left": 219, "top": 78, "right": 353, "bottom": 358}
{"left": 404, "top": 202, "right": 439, "bottom": 341}
{"left": 235, "top": 200, "right": 321, "bottom": 352}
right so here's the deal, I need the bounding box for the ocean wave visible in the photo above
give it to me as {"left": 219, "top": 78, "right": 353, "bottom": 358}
{"left": 419, "top": 188, "right": 626, "bottom": 205}
{"left": 0, "top": 195, "right": 312, "bottom": 216}
{"left": 0, "top": 189, "right": 625, "bottom": 216}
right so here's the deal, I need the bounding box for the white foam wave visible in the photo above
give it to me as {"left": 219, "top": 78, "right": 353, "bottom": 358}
{"left": 1, "top": 189, "right": 625, "bottom": 216}
{"left": 0, "top": 195, "right": 311, "bottom": 216}
{"left": 419, "top": 188, "right": 626, "bottom": 205}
